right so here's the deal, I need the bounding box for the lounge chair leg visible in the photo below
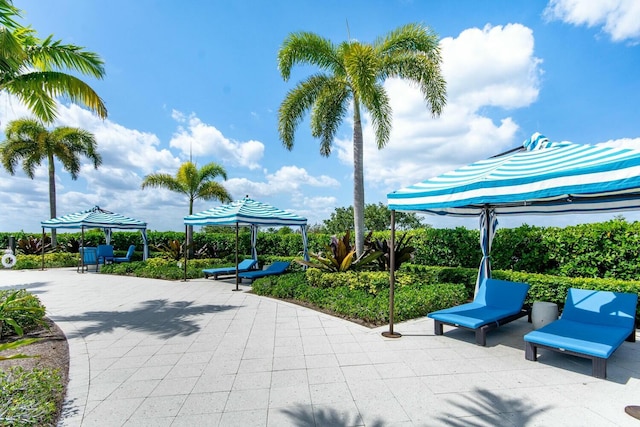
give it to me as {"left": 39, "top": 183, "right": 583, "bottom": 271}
{"left": 525, "top": 342, "right": 537, "bottom": 361}
{"left": 434, "top": 320, "right": 443, "bottom": 336}
{"left": 592, "top": 357, "right": 606, "bottom": 379}
{"left": 475, "top": 328, "right": 487, "bottom": 346}
{"left": 626, "top": 331, "right": 636, "bottom": 343}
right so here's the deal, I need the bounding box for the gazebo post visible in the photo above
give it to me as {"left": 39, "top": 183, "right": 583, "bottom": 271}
{"left": 382, "top": 210, "right": 401, "bottom": 338}
{"left": 233, "top": 222, "right": 241, "bottom": 291}
{"left": 80, "top": 227, "right": 85, "bottom": 273}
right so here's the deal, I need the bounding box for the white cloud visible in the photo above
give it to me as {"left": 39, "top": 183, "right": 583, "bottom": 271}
{"left": 337, "top": 24, "right": 541, "bottom": 191}
{"left": 225, "top": 165, "right": 340, "bottom": 199}
{"left": 169, "top": 111, "right": 264, "bottom": 170}
{"left": 597, "top": 137, "right": 640, "bottom": 149}
{"left": 544, "top": 0, "right": 640, "bottom": 42}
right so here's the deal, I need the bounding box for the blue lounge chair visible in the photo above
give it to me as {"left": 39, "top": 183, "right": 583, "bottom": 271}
{"left": 113, "top": 245, "right": 136, "bottom": 263}
{"left": 238, "top": 261, "right": 290, "bottom": 283}
{"left": 428, "top": 278, "right": 530, "bottom": 346}
{"left": 524, "top": 288, "right": 637, "bottom": 378}
{"left": 77, "top": 247, "right": 99, "bottom": 272}
{"left": 97, "top": 244, "right": 114, "bottom": 264}
{"left": 202, "top": 258, "right": 258, "bottom": 279}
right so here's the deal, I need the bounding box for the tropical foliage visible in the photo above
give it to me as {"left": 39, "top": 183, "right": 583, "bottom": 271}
{"left": 0, "top": 0, "right": 107, "bottom": 123}
{"left": 278, "top": 23, "right": 446, "bottom": 256}
{"left": 366, "top": 232, "right": 415, "bottom": 271}
{"left": 296, "top": 230, "right": 381, "bottom": 272}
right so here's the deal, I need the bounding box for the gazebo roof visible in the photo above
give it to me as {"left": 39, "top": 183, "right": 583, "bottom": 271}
{"left": 41, "top": 206, "right": 147, "bottom": 230}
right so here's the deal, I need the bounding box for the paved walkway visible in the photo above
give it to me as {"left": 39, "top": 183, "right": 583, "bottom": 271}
{"left": 2, "top": 268, "right": 640, "bottom": 426}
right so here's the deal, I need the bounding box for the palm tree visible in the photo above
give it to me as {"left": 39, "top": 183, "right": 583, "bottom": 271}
{"left": 141, "top": 161, "right": 232, "bottom": 255}
{"left": 278, "top": 23, "right": 446, "bottom": 255}
{"left": 0, "top": 0, "right": 107, "bottom": 123}
{"left": 0, "top": 118, "right": 102, "bottom": 246}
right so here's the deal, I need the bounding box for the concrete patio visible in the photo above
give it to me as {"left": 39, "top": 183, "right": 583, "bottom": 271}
{"left": 1, "top": 268, "right": 639, "bottom": 426}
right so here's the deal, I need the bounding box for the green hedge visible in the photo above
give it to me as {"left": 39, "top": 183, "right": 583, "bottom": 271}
{"left": 250, "top": 271, "right": 468, "bottom": 325}
{"left": 6, "top": 218, "right": 640, "bottom": 281}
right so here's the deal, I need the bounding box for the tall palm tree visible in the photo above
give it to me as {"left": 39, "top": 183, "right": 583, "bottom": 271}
{"left": 278, "top": 23, "right": 446, "bottom": 255}
{"left": 141, "top": 161, "right": 232, "bottom": 254}
{"left": 0, "top": 118, "right": 102, "bottom": 245}
{"left": 0, "top": 0, "right": 107, "bottom": 123}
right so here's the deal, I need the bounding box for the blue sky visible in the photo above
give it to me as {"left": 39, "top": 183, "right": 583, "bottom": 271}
{"left": 1, "top": 0, "right": 640, "bottom": 232}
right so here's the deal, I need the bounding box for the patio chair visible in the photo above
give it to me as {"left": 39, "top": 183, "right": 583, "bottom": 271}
{"left": 238, "top": 261, "right": 290, "bottom": 283}
{"left": 113, "top": 245, "right": 136, "bottom": 263}
{"left": 524, "top": 288, "right": 637, "bottom": 379}
{"left": 77, "top": 247, "right": 99, "bottom": 272}
{"left": 203, "top": 258, "right": 258, "bottom": 279}
{"left": 428, "top": 278, "right": 531, "bottom": 346}
{"left": 97, "top": 244, "right": 115, "bottom": 264}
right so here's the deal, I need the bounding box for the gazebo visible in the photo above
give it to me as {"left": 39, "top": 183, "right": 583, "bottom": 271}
{"left": 384, "top": 132, "right": 640, "bottom": 336}
{"left": 184, "top": 197, "right": 308, "bottom": 288}
{"left": 41, "top": 206, "right": 149, "bottom": 268}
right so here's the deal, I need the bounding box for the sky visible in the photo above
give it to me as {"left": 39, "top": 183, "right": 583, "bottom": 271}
{"left": 1, "top": 0, "right": 640, "bottom": 233}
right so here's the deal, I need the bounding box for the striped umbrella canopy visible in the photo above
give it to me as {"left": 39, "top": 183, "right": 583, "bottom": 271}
{"left": 388, "top": 133, "right": 640, "bottom": 215}
{"left": 41, "top": 206, "right": 149, "bottom": 260}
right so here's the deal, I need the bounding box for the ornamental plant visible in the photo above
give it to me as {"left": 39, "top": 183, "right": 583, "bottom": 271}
{"left": 296, "top": 230, "right": 381, "bottom": 272}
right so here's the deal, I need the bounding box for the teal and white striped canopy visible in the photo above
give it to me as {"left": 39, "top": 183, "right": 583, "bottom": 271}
{"left": 184, "top": 197, "right": 307, "bottom": 226}
{"left": 387, "top": 133, "right": 640, "bottom": 216}
{"left": 41, "top": 206, "right": 147, "bottom": 229}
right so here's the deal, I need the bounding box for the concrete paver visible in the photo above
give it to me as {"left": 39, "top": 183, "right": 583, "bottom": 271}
{"left": 2, "top": 268, "right": 640, "bottom": 426}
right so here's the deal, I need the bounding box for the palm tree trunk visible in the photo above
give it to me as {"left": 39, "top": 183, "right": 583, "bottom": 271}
{"left": 353, "top": 100, "right": 365, "bottom": 257}
{"left": 48, "top": 154, "right": 57, "bottom": 247}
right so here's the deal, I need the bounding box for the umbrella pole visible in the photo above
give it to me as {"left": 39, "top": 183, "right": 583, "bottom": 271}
{"left": 382, "top": 210, "right": 401, "bottom": 338}
{"left": 233, "top": 223, "right": 241, "bottom": 291}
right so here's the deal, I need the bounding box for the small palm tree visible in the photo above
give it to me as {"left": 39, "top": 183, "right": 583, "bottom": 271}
{"left": 0, "top": 118, "right": 102, "bottom": 246}
{"left": 278, "top": 23, "right": 446, "bottom": 256}
{"left": 141, "top": 161, "right": 232, "bottom": 255}
{"left": 0, "top": 0, "right": 107, "bottom": 123}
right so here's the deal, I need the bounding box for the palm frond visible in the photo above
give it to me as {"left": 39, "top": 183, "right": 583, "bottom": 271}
{"left": 375, "top": 23, "right": 441, "bottom": 59}
{"left": 198, "top": 162, "right": 228, "bottom": 181}
{"left": 0, "top": 0, "right": 22, "bottom": 31}
{"left": 5, "top": 71, "right": 107, "bottom": 122}
{"left": 310, "top": 80, "right": 350, "bottom": 156}
{"left": 0, "top": 27, "right": 25, "bottom": 73}
{"left": 140, "top": 174, "right": 184, "bottom": 193}
{"left": 278, "top": 73, "right": 331, "bottom": 149}
{"left": 278, "top": 32, "right": 340, "bottom": 80}
{"left": 361, "top": 83, "right": 392, "bottom": 149}
{"left": 27, "top": 34, "right": 106, "bottom": 78}
{"left": 196, "top": 181, "right": 232, "bottom": 203}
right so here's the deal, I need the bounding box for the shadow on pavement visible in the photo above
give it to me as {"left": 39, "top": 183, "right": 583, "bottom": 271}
{"left": 0, "top": 281, "right": 50, "bottom": 294}
{"left": 436, "top": 387, "right": 551, "bottom": 426}
{"left": 54, "top": 299, "right": 237, "bottom": 339}
{"left": 280, "top": 404, "right": 384, "bottom": 427}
